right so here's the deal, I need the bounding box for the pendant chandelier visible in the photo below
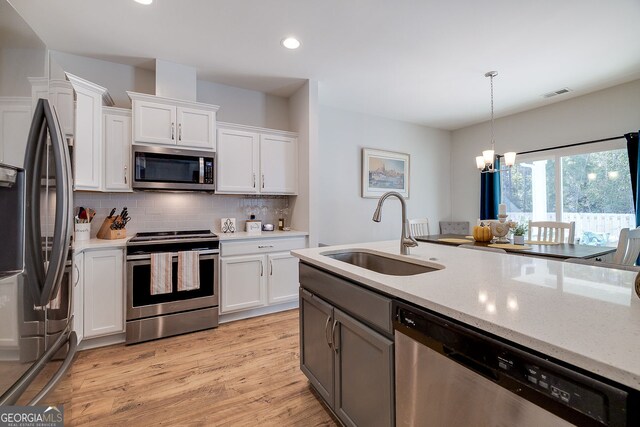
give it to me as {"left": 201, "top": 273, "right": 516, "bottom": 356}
{"left": 475, "top": 71, "right": 516, "bottom": 173}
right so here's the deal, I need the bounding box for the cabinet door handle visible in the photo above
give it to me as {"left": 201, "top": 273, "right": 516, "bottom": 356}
{"left": 124, "top": 165, "right": 127, "bottom": 184}
{"left": 262, "top": 173, "right": 265, "bottom": 189}
{"left": 260, "top": 261, "right": 264, "bottom": 277}
{"left": 324, "top": 316, "right": 332, "bottom": 348}
{"left": 258, "top": 245, "right": 274, "bottom": 249}
{"left": 253, "top": 173, "right": 256, "bottom": 188}
{"left": 331, "top": 320, "right": 339, "bottom": 353}
{"left": 178, "top": 123, "right": 182, "bottom": 141}
{"left": 270, "top": 260, "right": 273, "bottom": 275}
{"left": 73, "top": 264, "right": 80, "bottom": 287}
{"left": 171, "top": 122, "right": 175, "bottom": 140}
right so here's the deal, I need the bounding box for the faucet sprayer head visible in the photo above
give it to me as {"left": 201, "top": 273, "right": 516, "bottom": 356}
{"left": 372, "top": 206, "right": 382, "bottom": 222}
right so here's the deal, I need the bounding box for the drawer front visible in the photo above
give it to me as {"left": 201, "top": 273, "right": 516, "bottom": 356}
{"left": 299, "top": 263, "right": 393, "bottom": 337}
{"left": 221, "top": 237, "right": 306, "bottom": 256}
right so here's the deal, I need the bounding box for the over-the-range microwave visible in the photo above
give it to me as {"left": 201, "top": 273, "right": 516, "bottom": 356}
{"left": 132, "top": 145, "right": 215, "bottom": 191}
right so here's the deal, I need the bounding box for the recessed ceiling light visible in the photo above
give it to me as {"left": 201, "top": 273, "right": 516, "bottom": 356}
{"left": 281, "top": 37, "right": 301, "bottom": 50}
{"left": 134, "top": 0, "right": 153, "bottom": 5}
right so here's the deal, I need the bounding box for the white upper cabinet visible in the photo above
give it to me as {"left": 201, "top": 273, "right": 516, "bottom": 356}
{"left": 0, "top": 98, "right": 31, "bottom": 168}
{"left": 260, "top": 134, "right": 298, "bottom": 194}
{"left": 128, "top": 92, "right": 218, "bottom": 151}
{"left": 133, "top": 99, "right": 176, "bottom": 145}
{"left": 49, "top": 79, "right": 75, "bottom": 137}
{"left": 176, "top": 106, "right": 215, "bottom": 149}
{"left": 103, "top": 108, "right": 132, "bottom": 192}
{"left": 67, "top": 73, "right": 114, "bottom": 191}
{"left": 216, "top": 122, "right": 298, "bottom": 195}
{"left": 216, "top": 127, "right": 260, "bottom": 193}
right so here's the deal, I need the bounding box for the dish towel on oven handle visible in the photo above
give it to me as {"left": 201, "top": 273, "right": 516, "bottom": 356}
{"left": 150, "top": 252, "right": 173, "bottom": 295}
{"left": 178, "top": 250, "right": 200, "bottom": 291}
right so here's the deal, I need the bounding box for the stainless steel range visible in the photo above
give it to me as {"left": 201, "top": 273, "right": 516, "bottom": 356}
{"left": 126, "top": 230, "right": 220, "bottom": 344}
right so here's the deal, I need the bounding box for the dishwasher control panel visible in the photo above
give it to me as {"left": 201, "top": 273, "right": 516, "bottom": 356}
{"left": 497, "top": 352, "right": 608, "bottom": 424}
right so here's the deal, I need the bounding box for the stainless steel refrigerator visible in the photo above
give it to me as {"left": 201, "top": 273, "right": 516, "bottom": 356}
{"left": 0, "top": 99, "right": 76, "bottom": 406}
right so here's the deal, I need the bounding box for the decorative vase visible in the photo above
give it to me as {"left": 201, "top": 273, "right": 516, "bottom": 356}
{"left": 490, "top": 214, "right": 512, "bottom": 243}
{"left": 513, "top": 235, "right": 525, "bottom": 245}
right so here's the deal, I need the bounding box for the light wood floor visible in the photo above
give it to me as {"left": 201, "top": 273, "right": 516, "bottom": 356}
{"left": 40, "top": 309, "right": 338, "bottom": 426}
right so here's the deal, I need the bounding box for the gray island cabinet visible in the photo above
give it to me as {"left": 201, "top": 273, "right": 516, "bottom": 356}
{"left": 299, "top": 263, "right": 394, "bottom": 427}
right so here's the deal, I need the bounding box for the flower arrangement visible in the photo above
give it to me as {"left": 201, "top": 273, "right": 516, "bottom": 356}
{"left": 512, "top": 222, "right": 528, "bottom": 236}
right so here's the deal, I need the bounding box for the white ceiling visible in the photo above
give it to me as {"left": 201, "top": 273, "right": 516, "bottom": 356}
{"left": 8, "top": 0, "right": 640, "bottom": 130}
{"left": 0, "top": 0, "right": 43, "bottom": 48}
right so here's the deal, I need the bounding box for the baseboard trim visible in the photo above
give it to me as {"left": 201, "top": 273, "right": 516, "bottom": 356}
{"left": 78, "top": 333, "right": 125, "bottom": 351}
{"left": 219, "top": 301, "right": 299, "bottom": 324}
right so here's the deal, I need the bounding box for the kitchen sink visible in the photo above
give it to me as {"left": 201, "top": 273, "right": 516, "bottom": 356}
{"left": 323, "top": 251, "right": 441, "bottom": 276}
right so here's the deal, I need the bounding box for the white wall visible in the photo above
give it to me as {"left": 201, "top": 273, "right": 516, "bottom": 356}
{"left": 198, "top": 80, "right": 289, "bottom": 130}
{"left": 451, "top": 79, "right": 640, "bottom": 227}
{"left": 289, "top": 80, "right": 319, "bottom": 247}
{"left": 318, "top": 106, "right": 451, "bottom": 245}
{"left": 49, "top": 51, "right": 292, "bottom": 130}
{"left": 0, "top": 47, "right": 46, "bottom": 96}
{"left": 50, "top": 51, "right": 155, "bottom": 108}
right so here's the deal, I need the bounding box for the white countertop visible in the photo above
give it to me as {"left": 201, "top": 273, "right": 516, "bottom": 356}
{"left": 292, "top": 240, "right": 640, "bottom": 391}
{"left": 73, "top": 237, "right": 131, "bottom": 252}
{"left": 218, "top": 230, "right": 308, "bottom": 241}
{"left": 71, "top": 230, "right": 308, "bottom": 252}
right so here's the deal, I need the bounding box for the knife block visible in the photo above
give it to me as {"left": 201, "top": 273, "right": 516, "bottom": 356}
{"left": 96, "top": 217, "right": 127, "bottom": 240}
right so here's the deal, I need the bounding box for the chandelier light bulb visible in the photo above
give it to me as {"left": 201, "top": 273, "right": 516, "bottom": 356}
{"left": 482, "top": 150, "right": 495, "bottom": 165}
{"left": 504, "top": 152, "right": 517, "bottom": 167}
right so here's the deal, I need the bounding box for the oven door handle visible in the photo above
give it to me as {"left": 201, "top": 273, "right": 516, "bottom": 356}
{"left": 126, "top": 250, "right": 219, "bottom": 261}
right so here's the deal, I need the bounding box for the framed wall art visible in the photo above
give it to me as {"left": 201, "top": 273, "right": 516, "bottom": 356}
{"left": 361, "top": 148, "right": 410, "bottom": 198}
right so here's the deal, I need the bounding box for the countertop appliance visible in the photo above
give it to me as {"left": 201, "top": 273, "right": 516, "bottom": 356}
{"left": 0, "top": 99, "right": 77, "bottom": 406}
{"left": 126, "top": 230, "right": 220, "bottom": 344}
{"left": 393, "top": 300, "right": 638, "bottom": 426}
{"left": 132, "top": 145, "right": 214, "bottom": 191}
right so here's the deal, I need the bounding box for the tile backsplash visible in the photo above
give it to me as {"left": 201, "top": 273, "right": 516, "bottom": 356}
{"left": 74, "top": 192, "right": 290, "bottom": 237}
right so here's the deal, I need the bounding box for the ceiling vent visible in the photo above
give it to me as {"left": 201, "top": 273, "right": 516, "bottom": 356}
{"left": 542, "top": 88, "right": 572, "bottom": 98}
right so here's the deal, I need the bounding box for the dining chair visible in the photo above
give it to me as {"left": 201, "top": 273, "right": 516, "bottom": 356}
{"left": 439, "top": 221, "right": 470, "bottom": 235}
{"left": 528, "top": 221, "right": 575, "bottom": 243}
{"left": 459, "top": 244, "right": 507, "bottom": 254}
{"left": 409, "top": 219, "right": 430, "bottom": 237}
{"left": 564, "top": 257, "right": 640, "bottom": 272}
{"left": 476, "top": 219, "right": 501, "bottom": 226}
{"left": 611, "top": 227, "right": 640, "bottom": 266}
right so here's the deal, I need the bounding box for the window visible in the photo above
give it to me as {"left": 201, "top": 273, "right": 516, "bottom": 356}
{"left": 501, "top": 140, "right": 634, "bottom": 246}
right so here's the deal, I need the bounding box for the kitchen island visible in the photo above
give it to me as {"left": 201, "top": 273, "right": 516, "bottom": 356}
{"left": 292, "top": 240, "right": 640, "bottom": 426}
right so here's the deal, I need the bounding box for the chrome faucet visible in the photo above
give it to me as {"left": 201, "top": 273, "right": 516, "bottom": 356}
{"left": 372, "top": 191, "right": 418, "bottom": 255}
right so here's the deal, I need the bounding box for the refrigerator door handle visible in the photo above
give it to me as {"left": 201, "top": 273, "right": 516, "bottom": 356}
{"left": 28, "top": 330, "right": 78, "bottom": 406}
{"left": 0, "top": 323, "right": 73, "bottom": 406}
{"left": 23, "top": 99, "right": 73, "bottom": 307}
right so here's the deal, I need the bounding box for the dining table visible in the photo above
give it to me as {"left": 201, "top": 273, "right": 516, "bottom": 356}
{"left": 415, "top": 234, "right": 617, "bottom": 260}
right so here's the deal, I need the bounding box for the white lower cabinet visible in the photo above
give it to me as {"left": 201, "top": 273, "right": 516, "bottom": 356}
{"left": 220, "top": 254, "right": 266, "bottom": 313}
{"left": 72, "top": 252, "right": 84, "bottom": 344}
{"left": 220, "top": 237, "right": 305, "bottom": 314}
{"left": 267, "top": 252, "right": 300, "bottom": 304}
{"left": 82, "top": 248, "right": 124, "bottom": 339}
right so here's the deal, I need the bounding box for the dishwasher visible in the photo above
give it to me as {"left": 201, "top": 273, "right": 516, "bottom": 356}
{"left": 393, "top": 300, "right": 638, "bottom": 427}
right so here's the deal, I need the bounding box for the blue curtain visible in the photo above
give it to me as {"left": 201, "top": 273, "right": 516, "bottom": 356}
{"left": 626, "top": 132, "right": 640, "bottom": 227}
{"left": 480, "top": 157, "right": 501, "bottom": 220}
